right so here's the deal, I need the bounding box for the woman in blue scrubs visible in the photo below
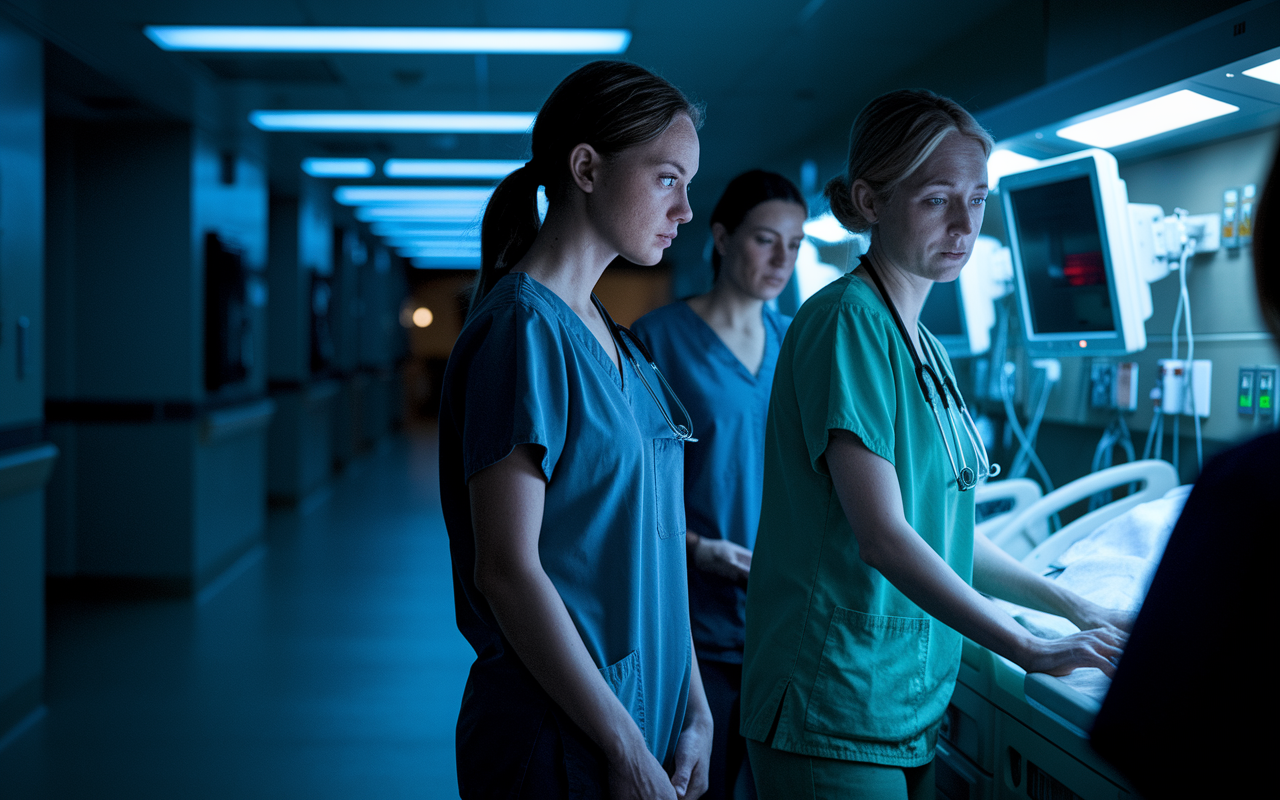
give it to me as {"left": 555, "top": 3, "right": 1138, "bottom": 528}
{"left": 438, "top": 61, "right": 713, "bottom": 799}
{"left": 632, "top": 170, "right": 807, "bottom": 800}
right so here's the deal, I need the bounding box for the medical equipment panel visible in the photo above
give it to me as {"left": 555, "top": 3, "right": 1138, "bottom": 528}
{"left": 1238, "top": 366, "right": 1257, "bottom": 416}
{"left": 1000, "top": 150, "right": 1149, "bottom": 358}
{"left": 1258, "top": 366, "right": 1277, "bottom": 417}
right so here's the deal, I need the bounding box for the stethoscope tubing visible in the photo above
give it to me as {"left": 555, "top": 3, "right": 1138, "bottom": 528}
{"left": 592, "top": 295, "right": 699, "bottom": 443}
{"left": 858, "top": 256, "right": 997, "bottom": 491}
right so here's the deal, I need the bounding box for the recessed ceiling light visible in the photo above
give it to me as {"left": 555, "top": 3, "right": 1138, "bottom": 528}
{"left": 145, "top": 26, "right": 631, "bottom": 54}
{"left": 334, "top": 186, "right": 495, "bottom": 206}
{"left": 301, "top": 158, "right": 375, "bottom": 178}
{"left": 1244, "top": 57, "right": 1280, "bottom": 84}
{"left": 369, "top": 222, "right": 476, "bottom": 237}
{"left": 356, "top": 205, "right": 485, "bottom": 222}
{"left": 385, "top": 234, "right": 480, "bottom": 247}
{"left": 1056, "top": 89, "right": 1238, "bottom": 148}
{"left": 383, "top": 159, "right": 526, "bottom": 179}
{"left": 250, "top": 111, "right": 536, "bottom": 133}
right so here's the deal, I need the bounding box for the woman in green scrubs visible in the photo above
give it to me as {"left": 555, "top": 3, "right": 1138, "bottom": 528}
{"left": 740, "top": 89, "right": 1132, "bottom": 799}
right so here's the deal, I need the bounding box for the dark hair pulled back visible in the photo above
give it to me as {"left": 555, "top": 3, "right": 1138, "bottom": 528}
{"left": 472, "top": 60, "right": 703, "bottom": 309}
{"left": 709, "top": 169, "right": 807, "bottom": 280}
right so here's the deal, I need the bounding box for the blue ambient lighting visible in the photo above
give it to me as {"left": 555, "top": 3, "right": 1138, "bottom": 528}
{"left": 383, "top": 159, "right": 526, "bottom": 179}
{"left": 249, "top": 111, "right": 536, "bottom": 133}
{"left": 145, "top": 26, "right": 631, "bottom": 54}
{"left": 333, "top": 186, "right": 495, "bottom": 206}
{"left": 302, "top": 158, "right": 375, "bottom": 178}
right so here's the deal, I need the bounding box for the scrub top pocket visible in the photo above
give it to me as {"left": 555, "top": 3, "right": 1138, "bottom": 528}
{"left": 599, "top": 650, "right": 646, "bottom": 737}
{"left": 803, "top": 607, "right": 929, "bottom": 743}
{"left": 653, "top": 438, "right": 686, "bottom": 539}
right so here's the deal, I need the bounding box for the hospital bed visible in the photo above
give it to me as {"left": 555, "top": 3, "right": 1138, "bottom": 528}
{"left": 936, "top": 460, "right": 1182, "bottom": 800}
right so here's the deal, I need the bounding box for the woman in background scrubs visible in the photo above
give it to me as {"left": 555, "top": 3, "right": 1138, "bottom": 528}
{"left": 632, "top": 170, "right": 808, "bottom": 800}
{"left": 739, "top": 90, "right": 1132, "bottom": 799}
{"left": 438, "top": 61, "right": 713, "bottom": 800}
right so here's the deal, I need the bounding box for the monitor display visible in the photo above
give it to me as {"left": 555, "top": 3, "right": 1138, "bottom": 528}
{"left": 1000, "top": 149, "right": 1149, "bottom": 357}
{"left": 1008, "top": 176, "right": 1114, "bottom": 335}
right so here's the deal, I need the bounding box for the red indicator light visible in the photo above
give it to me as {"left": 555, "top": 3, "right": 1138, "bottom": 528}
{"left": 1063, "top": 251, "right": 1106, "bottom": 286}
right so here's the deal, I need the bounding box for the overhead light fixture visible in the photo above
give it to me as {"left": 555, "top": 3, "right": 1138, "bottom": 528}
{"left": 1243, "top": 57, "right": 1280, "bottom": 84}
{"left": 385, "top": 234, "right": 481, "bottom": 247}
{"left": 369, "top": 222, "right": 477, "bottom": 237}
{"left": 334, "top": 186, "right": 495, "bottom": 206}
{"left": 356, "top": 205, "right": 485, "bottom": 222}
{"left": 145, "top": 26, "right": 630, "bottom": 54}
{"left": 1056, "top": 89, "right": 1238, "bottom": 148}
{"left": 383, "top": 159, "right": 526, "bottom": 179}
{"left": 302, "top": 158, "right": 375, "bottom": 178}
{"left": 987, "top": 150, "right": 1042, "bottom": 187}
{"left": 803, "top": 212, "right": 855, "bottom": 244}
{"left": 249, "top": 111, "right": 536, "bottom": 133}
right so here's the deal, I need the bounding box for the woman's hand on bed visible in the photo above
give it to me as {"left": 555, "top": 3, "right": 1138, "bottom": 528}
{"left": 1019, "top": 626, "right": 1127, "bottom": 678}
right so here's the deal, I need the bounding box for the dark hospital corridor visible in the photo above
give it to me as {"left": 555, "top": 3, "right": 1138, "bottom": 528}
{"left": 0, "top": 429, "right": 474, "bottom": 799}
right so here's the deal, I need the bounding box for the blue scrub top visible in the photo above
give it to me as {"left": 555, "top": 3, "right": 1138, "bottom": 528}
{"left": 631, "top": 301, "right": 790, "bottom": 663}
{"left": 439, "top": 273, "right": 692, "bottom": 786}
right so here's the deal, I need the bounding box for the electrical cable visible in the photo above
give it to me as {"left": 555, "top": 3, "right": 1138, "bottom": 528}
{"left": 999, "top": 362, "right": 1056, "bottom": 492}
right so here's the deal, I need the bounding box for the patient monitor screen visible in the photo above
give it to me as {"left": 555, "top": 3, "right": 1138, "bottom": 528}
{"left": 1009, "top": 176, "right": 1116, "bottom": 335}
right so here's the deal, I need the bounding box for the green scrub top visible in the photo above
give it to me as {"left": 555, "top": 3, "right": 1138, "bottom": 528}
{"left": 740, "top": 270, "right": 977, "bottom": 768}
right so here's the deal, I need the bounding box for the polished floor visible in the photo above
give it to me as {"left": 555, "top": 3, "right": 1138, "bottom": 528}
{"left": 0, "top": 428, "right": 475, "bottom": 799}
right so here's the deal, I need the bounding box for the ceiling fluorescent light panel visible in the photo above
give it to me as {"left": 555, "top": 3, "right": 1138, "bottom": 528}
{"left": 356, "top": 206, "right": 485, "bottom": 222}
{"left": 250, "top": 111, "right": 536, "bottom": 133}
{"left": 145, "top": 26, "right": 631, "bottom": 54}
{"left": 384, "top": 159, "right": 526, "bottom": 179}
{"left": 302, "top": 158, "right": 374, "bottom": 178}
{"left": 334, "top": 186, "right": 495, "bottom": 206}
{"left": 1243, "top": 57, "right": 1280, "bottom": 85}
{"left": 1056, "top": 89, "right": 1238, "bottom": 148}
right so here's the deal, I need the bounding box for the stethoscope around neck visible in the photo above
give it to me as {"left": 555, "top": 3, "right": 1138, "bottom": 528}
{"left": 591, "top": 295, "right": 699, "bottom": 443}
{"left": 859, "top": 256, "right": 999, "bottom": 491}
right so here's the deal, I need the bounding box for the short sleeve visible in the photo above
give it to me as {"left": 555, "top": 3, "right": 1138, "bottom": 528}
{"left": 456, "top": 297, "right": 570, "bottom": 483}
{"left": 790, "top": 298, "right": 898, "bottom": 474}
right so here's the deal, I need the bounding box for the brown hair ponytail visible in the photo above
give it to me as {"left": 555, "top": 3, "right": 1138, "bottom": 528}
{"left": 470, "top": 60, "right": 703, "bottom": 312}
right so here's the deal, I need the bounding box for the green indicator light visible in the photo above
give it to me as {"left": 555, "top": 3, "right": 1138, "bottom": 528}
{"left": 1241, "top": 396, "right": 1253, "bottom": 407}
{"left": 1263, "top": 397, "right": 1272, "bottom": 409}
